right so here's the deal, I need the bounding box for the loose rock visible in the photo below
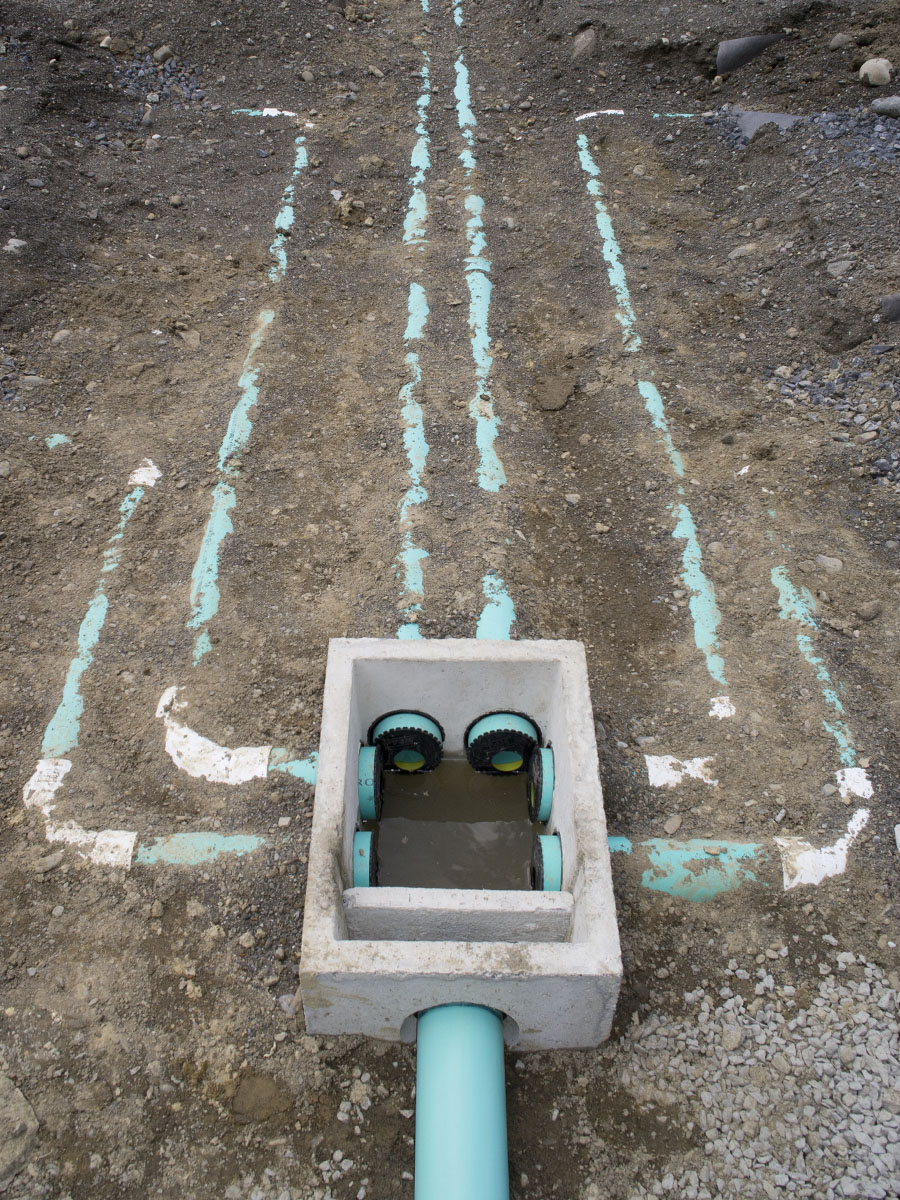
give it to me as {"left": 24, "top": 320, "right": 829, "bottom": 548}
{"left": 859, "top": 58, "right": 893, "bottom": 86}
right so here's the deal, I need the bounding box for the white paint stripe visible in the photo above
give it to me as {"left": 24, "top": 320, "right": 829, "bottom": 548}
{"left": 776, "top": 808, "right": 869, "bottom": 890}
{"left": 836, "top": 766, "right": 873, "bottom": 800}
{"left": 575, "top": 109, "right": 626, "bottom": 120}
{"left": 709, "top": 695, "right": 736, "bottom": 719}
{"left": 128, "top": 458, "right": 162, "bottom": 487}
{"left": 23, "top": 758, "right": 136, "bottom": 868}
{"left": 156, "top": 687, "right": 270, "bottom": 784}
{"left": 645, "top": 755, "right": 718, "bottom": 788}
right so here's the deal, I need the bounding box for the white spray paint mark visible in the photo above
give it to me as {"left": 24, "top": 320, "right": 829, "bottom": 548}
{"left": 156, "top": 687, "right": 271, "bottom": 784}
{"left": 23, "top": 758, "right": 136, "bottom": 868}
{"left": 777, "top": 808, "right": 869, "bottom": 890}
{"left": 836, "top": 766, "right": 873, "bottom": 800}
{"left": 128, "top": 458, "right": 162, "bottom": 487}
{"left": 709, "top": 695, "right": 736, "bottom": 719}
{"left": 575, "top": 109, "right": 625, "bottom": 120}
{"left": 645, "top": 755, "right": 718, "bottom": 788}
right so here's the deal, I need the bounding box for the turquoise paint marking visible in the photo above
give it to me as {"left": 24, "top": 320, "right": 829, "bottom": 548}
{"left": 641, "top": 839, "right": 766, "bottom": 902}
{"left": 771, "top": 566, "right": 857, "bottom": 766}
{"left": 652, "top": 112, "right": 698, "bottom": 119}
{"left": 42, "top": 482, "right": 151, "bottom": 758}
{"left": 188, "top": 480, "right": 235, "bottom": 664}
{"left": 268, "top": 138, "right": 308, "bottom": 282}
{"left": 453, "top": 2, "right": 462, "bottom": 25}
{"left": 403, "top": 58, "right": 431, "bottom": 247}
{"left": 637, "top": 380, "right": 684, "bottom": 477}
{"left": 609, "top": 836, "right": 768, "bottom": 900}
{"left": 476, "top": 574, "right": 516, "bottom": 639}
{"left": 217, "top": 308, "right": 275, "bottom": 473}
{"left": 134, "top": 832, "right": 265, "bottom": 866}
{"left": 454, "top": 59, "right": 506, "bottom": 492}
{"left": 394, "top": 58, "right": 433, "bottom": 639}
{"left": 575, "top": 134, "right": 641, "bottom": 353}
{"left": 268, "top": 748, "right": 318, "bottom": 784}
{"left": 672, "top": 503, "right": 728, "bottom": 688}
{"left": 45, "top": 433, "right": 70, "bottom": 449}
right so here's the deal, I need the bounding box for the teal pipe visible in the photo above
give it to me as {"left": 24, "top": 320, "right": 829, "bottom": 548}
{"left": 415, "top": 1005, "right": 509, "bottom": 1200}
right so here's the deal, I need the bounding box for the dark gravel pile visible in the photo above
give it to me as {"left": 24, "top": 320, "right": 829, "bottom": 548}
{"left": 768, "top": 345, "right": 900, "bottom": 488}
{"left": 114, "top": 53, "right": 207, "bottom": 111}
{"left": 712, "top": 105, "right": 900, "bottom": 169}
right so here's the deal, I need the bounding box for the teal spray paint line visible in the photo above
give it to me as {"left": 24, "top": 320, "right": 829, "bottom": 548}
{"left": 135, "top": 832, "right": 265, "bottom": 866}
{"left": 608, "top": 836, "right": 767, "bottom": 901}
{"left": 636, "top": 381, "right": 728, "bottom": 692}
{"left": 476, "top": 573, "right": 516, "bottom": 640}
{"left": 269, "top": 137, "right": 309, "bottom": 282}
{"left": 395, "top": 51, "right": 433, "bottom": 640}
{"left": 575, "top": 134, "right": 641, "bottom": 353}
{"left": 42, "top": 465, "right": 160, "bottom": 759}
{"left": 672, "top": 504, "right": 728, "bottom": 689}
{"left": 453, "top": 45, "right": 506, "bottom": 493}
{"left": 188, "top": 308, "right": 274, "bottom": 664}
{"left": 770, "top": 566, "right": 857, "bottom": 766}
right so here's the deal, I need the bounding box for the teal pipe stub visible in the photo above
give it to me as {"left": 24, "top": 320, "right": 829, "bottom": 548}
{"left": 358, "top": 744, "right": 384, "bottom": 821}
{"left": 465, "top": 712, "right": 540, "bottom": 775}
{"left": 527, "top": 747, "right": 554, "bottom": 823}
{"left": 415, "top": 1005, "right": 509, "bottom": 1200}
{"left": 531, "top": 833, "right": 562, "bottom": 891}
{"left": 370, "top": 710, "right": 444, "bottom": 773}
{"left": 352, "top": 830, "right": 377, "bottom": 887}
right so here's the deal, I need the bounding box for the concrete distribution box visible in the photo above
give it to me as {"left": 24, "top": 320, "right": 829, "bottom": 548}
{"left": 298, "top": 638, "right": 622, "bottom": 1050}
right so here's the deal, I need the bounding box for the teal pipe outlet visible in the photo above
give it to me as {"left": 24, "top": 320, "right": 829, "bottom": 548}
{"left": 415, "top": 1005, "right": 509, "bottom": 1200}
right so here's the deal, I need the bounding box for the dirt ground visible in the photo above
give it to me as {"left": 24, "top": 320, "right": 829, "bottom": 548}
{"left": 1, "top": 0, "right": 899, "bottom": 1197}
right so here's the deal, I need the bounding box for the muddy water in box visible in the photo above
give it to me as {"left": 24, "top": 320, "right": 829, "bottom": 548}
{"left": 373, "top": 758, "right": 534, "bottom": 890}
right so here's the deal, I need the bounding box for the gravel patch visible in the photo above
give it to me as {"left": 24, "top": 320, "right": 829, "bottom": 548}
{"left": 624, "top": 955, "right": 900, "bottom": 1199}
{"left": 766, "top": 347, "right": 900, "bottom": 490}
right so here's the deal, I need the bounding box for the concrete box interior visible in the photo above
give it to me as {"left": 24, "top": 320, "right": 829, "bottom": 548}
{"left": 298, "top": 639, "right": 622, "bottom": 1050}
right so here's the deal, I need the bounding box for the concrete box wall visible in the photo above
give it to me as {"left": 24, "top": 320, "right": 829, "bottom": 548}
{"left": 298, "top": 638, "right": 622, "bottom": 1051}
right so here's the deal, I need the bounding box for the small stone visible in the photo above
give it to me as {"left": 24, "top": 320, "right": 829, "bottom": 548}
{"left": 857, "top": 430, "right": 878, "bottom": 443}
{"left": 153, "top": 45, "right": 175, "bottom": 64}
{"left": 871, "top": 96, "right": 900, "bottom": 118}
{"left": 0, "top": 1073, "right": 39, "bottom": 1191}
{"left": 278, "top": 816, "right": 291, "bottom": 827}
{"left": 572, "top": 27, "right": 597, "bottom": 61}
{"left": 772, "top": 1052, "right": 791, "bottom": 1074}
{"left": 827, "top": 259, "right": 854, "bottom": 277}
{"left": 815, "top": 554, "right": 843, "bottom": 574}
{"left": 51, "top": 329, "right": 71, "bottom": 345}
{"left": 822, "top": 783, "right": 838, "bottom": 797}
{"left": 16, "top": 145, "right": 30, "bottom": 158}
{"left": 753, "top": 216, "right": 770, "bottom": 231}
{"left": 0, "top": 461, "right": 10, "bottom": 479}
{"left": 178, "top": 329, "right": 201, "bottom": 349}
{"left": 859, "top": 58, "right": 893, "bottom": 86}
{"left": 721, "top": 1025, "right": 743, "bottom": 1052}
{"left": 829, "top": 33, "right": 852, "bottom": 50}
{"left": 238, "top": 931, "right": 256, "bottom": 949}
{"left": 21, "top": 376, "right": 48, "bottom": 389}
{"left": 880, "top": 294, "right": 900, "bottom": 322}
{"left": 51, "top": 905, "right": 64, "bottom": 918}
{"left": 34, "top": 850, "right": 64, "bottom": 874}
{"left": 663, "top": 815, "right": 682, "bottom": 835}
{"left": 301, "top": 68, "right": 315, "bottom": 82}
{"left": 27, "top": 178, "right": 44, "bottom": 189}
{"left": 169, "top": 194, "right": 183, "bottom": 207}
{"left": 150, "top": 900, "right": 164, "bottom": 918}
{"left": 883, "top": 1088, "right": 900, "bottom": 1115}
{"left": 564, "top": 493, "right": 581, "bottom": 506}
{"left": 3, "top": 238, "right": 27, "bottom": 254}
{"left": 728, "top": 242, "right": 756, "bottom": 260}
{"left": 856, "top": 600, "right": 882, "bottom": 621}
